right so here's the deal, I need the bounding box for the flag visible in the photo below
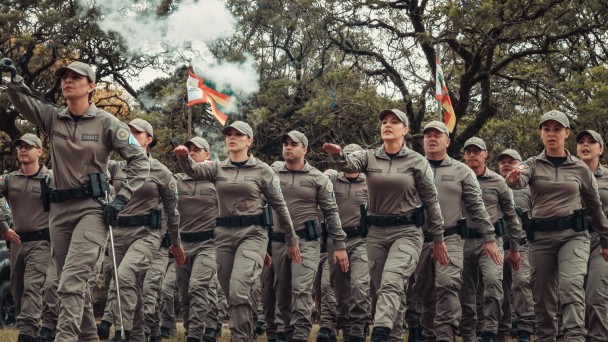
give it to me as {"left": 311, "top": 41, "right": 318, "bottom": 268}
{"left": 186, "top": 70, "right": 231, "bottom": 125}
{"left": 435, "top": 58, "right": 456, "bottom": 133}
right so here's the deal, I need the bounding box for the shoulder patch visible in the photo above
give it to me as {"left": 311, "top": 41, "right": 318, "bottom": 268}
{"left": 117, "top": 128, "right": 130, "bottom": 141}
{"left": 325, "top": 181, "right": 334, "bottom": 193}
{"left": 425, "top": 167, "right": 434, "bottom": 180}
{"left": 272, "top": 177, "right": 280, "bottom": 189}
{"left": 592, "top": 177, "right": 599, "bottom": 190}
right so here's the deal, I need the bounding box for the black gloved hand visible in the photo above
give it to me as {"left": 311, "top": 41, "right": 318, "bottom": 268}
{"left": 0, "top": 58, "right": 17, "bottom": 79}
{"left": 103, "top": 195, "right": 128, "bottom": 227}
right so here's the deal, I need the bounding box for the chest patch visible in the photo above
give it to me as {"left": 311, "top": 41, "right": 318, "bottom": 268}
{"left": 441, "top": 175, "right": 455, "bottom": 181}
{"left": 81, "top": 133, "right": 100, "bottom": 142}
{"left": 300, "top": 180, "right": 314, "bottom": 188}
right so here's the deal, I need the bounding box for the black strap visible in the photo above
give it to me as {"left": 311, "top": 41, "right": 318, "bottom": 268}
{"left": 503, "top": 238, "right": 528, "bottom": 250}
{"left": 465, "top": 220, "right": 502, "bottom": 239}
{"left": 272, "top": 226, "right": 319, "bottom": 244}
{"left": 116, "top": 215, "right": 159, "bottom": 228}
{"left": 19, "top": 228, "right": 50, "bottom": 242}
{"left": 271, "top": 232, "right": 286, "bottom": 243}
{"left": 367, "top": 212, "right": 416, "bottom": 227}
{"left": 181, "top": 230, "right": 214, "bottom": 242}
{"left": 216, "top": 214, "right": 264, "bottom": 227}
{"left": 50, "top": 186, "right": 91, "bottom": 202}
{"left": 531, "top": 215, "right": 579, "bottom": 232}
{"left": 343, "top": 227, "right": 360, "bottom": 238}
{"left": 160, "top": 234, "right": 171, "bottom": 248}
{"left": 423, "top": 226, "right": 462, "bottom": 243}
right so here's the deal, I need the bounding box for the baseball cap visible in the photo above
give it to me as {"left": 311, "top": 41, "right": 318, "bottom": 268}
{"left": 282, "top": 130, "right": 308, "bottom": 148}
{"left": 496, "top": 149, "right": 522, "bottom": 162}
{"left": 55, "top": 61, "right": 96, "bottom": 83}
{"left": 576, "top": 130, "right": 604, "bottom": 149}
{"left": 15, "top": 133, "right": 42, "bottom": 148}
{"left": 422, "top": 121, "right": 450, "bottom": 137}
{"left": 128, "top": 118, "right": 154, "bottom": 138}
{"left": 378, "top": 109, "right": 409, "bottom": 126}
{"left": 539, "top": 110, "right": 569, "bottom": 128}
{"left": 221, "top": 121, "right": 254, "bottom": 138}
{"left": 463, "top": 137, "right": 487, "bottom": 151}
{"left": 343, "top": 143, "right": 363, "bottom": 154}
{"left": 185, "top": 137, "right": 211, "bottom": 151}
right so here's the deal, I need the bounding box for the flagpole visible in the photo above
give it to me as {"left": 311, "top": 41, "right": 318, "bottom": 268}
{"left": 187, "top": 107, "right": 192, "bottom": 139}
{"left": 436, "top": 44, "right": 442, "bottom": 121}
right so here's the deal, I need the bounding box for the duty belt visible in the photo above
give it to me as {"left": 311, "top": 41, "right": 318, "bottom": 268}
{"left": 423, "top": 226, "right": 462, "bottom": 243}
{"left": 50, "top": 186, "right": 95, "bottom": 202}
{"left": 216, "top": 214, "right": 264, "bottom": 227}
{"left": 18, "top": 228, "right": 50, "bottom": 242}
{"left": 116, "top": 214, "right": 161, "bottom": 229}
{"left": 272, "top": 227, "right": 320, "bottom": 243}
{"left": 367, "top": 210, "right": 421, "bottom": 227}
{"left": 181, "top": 230, "right": 214, "bottom": 242}
{"left": 531, "top": 215, "right": 583, "bottom": 232}
{"left": 503, "top": 238, "right": 528, "bottom": 250}
{"left": 343, "top": 226, "right": 362, "bottom": 238}
{"left": 466, "top": 220, "right": 505, "bottom": 239}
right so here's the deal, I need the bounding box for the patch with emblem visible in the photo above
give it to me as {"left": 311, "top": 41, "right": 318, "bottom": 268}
{"left": 169, "top": 181, "right": 177, "bottom": 190}
{"left": 425, "top": 167, "right": 434, "bottom": 180}
{"left": 325, "top": 181, "right": 334, "bottom": 193}
{"left": 563, "top": 175, "right": 577, "bottom": 181}
{"left": 592, "top": 178, "right": 598, "bottom": 189}
{"left": 367, "top": 167, "right": 383, "bottom": 173}
{"left": 300, "top": 180, "right": 314, "bottom": 188}
{"left": 272, "top": 177, "right": 280, "bottom": 189}
{"left": 117, "top": 128, "right": 130, "bottom": 141}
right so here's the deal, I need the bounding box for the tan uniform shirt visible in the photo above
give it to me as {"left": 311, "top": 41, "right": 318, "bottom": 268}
{"left": 272, "top": 162, "right": 346, "bottom": 250}
{"left": 508, "top": 150, "right": 608, "bottom": 247}
{"left": 7, "top": 78, "right": 149, "bottom": 200}
{"left": 591, "top": 165, "right": 608, "bottom": 250}
{"left": 465, "top": 167, "right": 522, "bottom": 251}
{"left": 177, "top": 155, "right": 298, "bottom": 245}
{"left": 426, "top": 158, "right": 495, "bottom": 242}
{"left": 333, "top": 173, "right": 367, "bottom": 230}
{"left": 0, "top": 165, "right": 52, "bottom": 234}
{"left": 110, "top": 157, "right": 180, "bottom": 245}
{"left": 333, "top": 145, "right": 445, "bottom": 242}
{"left": 174, "top": 173, "right": 217, "bottom": 233}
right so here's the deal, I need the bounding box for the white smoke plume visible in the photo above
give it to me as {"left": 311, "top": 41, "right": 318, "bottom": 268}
{"left": 77, "top": 0, "right": 259, "bottom": 101}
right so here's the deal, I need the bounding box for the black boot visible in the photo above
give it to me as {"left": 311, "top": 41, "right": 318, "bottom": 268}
{"left": 480, "top": 331, "right": 496, "bottom": 342}
{"left": 349, "top": 336, "right": 366, "bottom": 342}
{"left": 108, "top": 330, "right": 130, "bottom": 342}
{"left": 216, "top": 322, "right": 223, "bottom": 337}
{"left": 510, "top": 322, "right": 518, "bottom": 338}
{"left": 316, "top": 327, "right": 332, "bottom": 342}
{"left": 516, "top": 330, "right": 531, "bottom": 342}
{"left": 17, "top": 334, "right": 36, "bottom": 342}
{"left": 37, "top": 327, "right": 54, "bottom": 342}
{"left": 160, "top": 326, "right": 173, "bottom": 339}
{"left": 186, "top": 337, "right": 200, "bottom": 342}
{"left": 97, "top": 320, "right": 112, "bottom": 340}
{"left": 370, "top": 326, "right": 391, "bottom": 342}
{"left": 203, "top": 327, "right": 218, "bottom": 342}
{"left": 277, "top": 332, "right": 287, "bottom": 342}
{"left": 148, "top": 335, "right": 162, "bottom": 342}
{"left": 254, "top": 321, "right": 265, "bottom": 336}
{"left": 407, "top": 325, "right": 424, "bottom": 342}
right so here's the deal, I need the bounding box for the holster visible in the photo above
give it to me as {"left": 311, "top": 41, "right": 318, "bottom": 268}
{"left": 149, "top": 208, "right": 162, "bottom": 229}
{"left": 573, "top": 208, "right": 588, "bottom": 232}
{"left": 414, "top": 205, "right": 425, "bottom": 228}
{"left": 516, "top": 207, "right": 533, "bottom": 242}
{"left": 88, "top": 172, "right": 110, "bottom": 198}
{"left": 456, "top": 218, "right": 468, "bottom": 238}
{"left": 40, "top": 177, "right": 51, "bottom": 212}
{"left": 263, "top": 205, "right": 274, "bottom": 256}
{"left": 494, "top": 218, "right": 506, "bottom": 236}
{"left": 358, "top": 203, "right": 369, "bottom": 238}
{"left": 304, "top": 220, "right": 321, "bottom": 241}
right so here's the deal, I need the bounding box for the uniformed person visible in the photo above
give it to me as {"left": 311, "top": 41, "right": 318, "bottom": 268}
{"left": 4, "top": 60, "right": 150, "bottom": 341}
{"left": 173, "top": 120, "right": 301, "bottom": 342}
{"left": 323, "top": 109, "right": 448, "bottom": 342}
{"left": 413, "top": 122, "right": 501, "bottom": 342}
{"left": 323, "top": 147, "right": 371, "bottom": 342}
{"left": 272, "top": 130, "right": 348, "bottom": 342}
{"left": 160, "top": 257, "right": 177, "bottom": 338}
{"left": 315, "top": 170, "right": 339, "bottom": 342}
{"left": 139, "top": 211, "right": 171, "bottom": 342}
{"left": 505, "top": 110, "right": 608, "bottom": 342}
{"left": 459, "top": 137, "right": 521, "bottom": 342}
{"left": 575, "top": 130, "right": 608, "bottom": 342}
{"left": 495, "top": 149, "right": 534, "bottom": 342}
{"left": 0, "top": 134, "right": 52, "bottom": 342}
{"left": 174, "top": 136, "right": 220, "bottom": 342}
{"left": 100, "top": 118, "right": 184, "bottom": 341}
